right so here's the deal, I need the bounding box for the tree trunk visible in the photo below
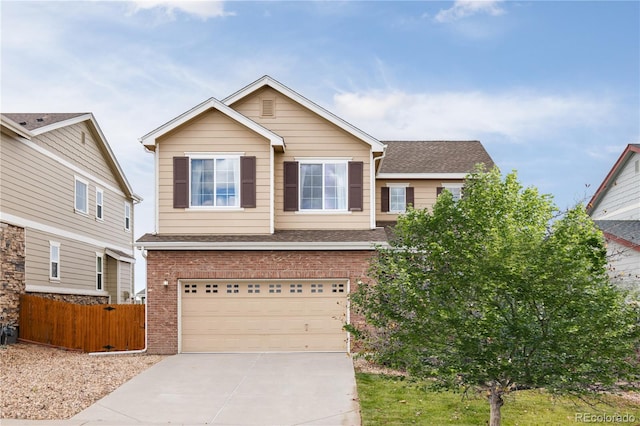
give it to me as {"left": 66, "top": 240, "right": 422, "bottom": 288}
{"left": 489, "top": 386, "right": 504, "bottom": 426}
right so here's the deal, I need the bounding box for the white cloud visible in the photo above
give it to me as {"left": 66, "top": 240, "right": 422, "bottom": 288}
{"left": 332, "top": 89, "right": 611, "bottom": 142}
{"left": 435, "top": 0, "right": 505, "bottom": 23}
{"left": 128, "top": 1, "right": 234, "bottom": 20}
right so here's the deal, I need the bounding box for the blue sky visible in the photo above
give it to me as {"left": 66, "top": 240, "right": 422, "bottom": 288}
{"left": 2, "top": 1, "right": 639, "bottom": 290}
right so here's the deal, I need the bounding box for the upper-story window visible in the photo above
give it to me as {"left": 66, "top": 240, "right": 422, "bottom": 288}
{"left": 283, "top": 160, "right": 363, "bottom": 212}
{"left": 389, "top": 187, "right": 407, "bottom": 213}
{"left": 96, "top": 188, "right": 104, "bottom": 220}
{"left": 438, "top": 184, "right": 464, "bottom": 202}
{"left": 300, "top": 161, "right": 347, "bottom": 211}
{"left": 124, "top": 202, "right": 131, "bottom": 231}
{"left": 74, "top": 176, "right": 89, "bottom": 214}
{"left": 381, "top": 184, "right": 413, "bottom": 214}
{"left": 173, "top": 156, "right": 256, "bottom": 210}
{"left": 190, "top": 156, "right": 240, "bottom": 208}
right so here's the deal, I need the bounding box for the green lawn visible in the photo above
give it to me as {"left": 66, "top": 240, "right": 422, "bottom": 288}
{"left": 356, "top": 373, "right": 640, "bottom": 425}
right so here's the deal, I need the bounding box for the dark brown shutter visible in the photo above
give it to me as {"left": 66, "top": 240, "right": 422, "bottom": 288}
{"left": 348, "top": 161, "right": 363, "bottom": 212}
{"left": 240, "top": 156, "right": 256, "bottom": 208}
{"left": 406, "top": 187, "right": 414, "bottom": 208}
{"left": 436, "top": 187, "right": 444, "bottom": 196}
{"left": 381, "top": 187, "right": 390, "bottom": 212}
{"left": 283, "top": 161, "right": 298, "bottom": 211}
{"left": 173, "top": 157, "right": 189, "bottom": 208}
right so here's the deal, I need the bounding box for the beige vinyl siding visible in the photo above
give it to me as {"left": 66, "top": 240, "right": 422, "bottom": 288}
{"left": 376, "top": 179, "right": 466, "bottom": 221}
{"left": 106, "top": 256, "right": 118, "bottom": 302}
{"left": 31, "top": 122, "right": 120, "bottom": 188}
{"left": 231, "top": 87, "right": 372, "bottom": 230}
{"left": 591, "top": 152, "right": 640, "bottom": 220}
{"left": 157, "top": 109, "right": 271, "bottom": 234}
{"left": 1, "top": 132, "right": 134, "bottom": 251}
{"left": 25, "top": 228, "right": 108, "bottom": 294}
{"left": 119, "top": 261, "right": 133, "bottom": 302}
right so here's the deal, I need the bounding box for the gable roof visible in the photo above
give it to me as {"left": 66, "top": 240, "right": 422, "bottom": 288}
{"left": 377, "top": 141, "right": 495, "bottom": 178}
{"left": 587, "top": 144, "right": 640, "bottom": 215}
{"left": 1, "top": 113, "right": 141, "bottom": 202}
{"left": 139, "top": 97, "right": 285, "bottom": 151}
{"left": 223, "top": 75, "right": 386, "bottom": 153}
{"left": 594, "top": 220, "right": 640, "bottom": 252}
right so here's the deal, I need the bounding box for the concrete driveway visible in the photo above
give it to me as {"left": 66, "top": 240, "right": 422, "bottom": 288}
{"left": 69, "top": 352, "right": 360, "bottom": 425}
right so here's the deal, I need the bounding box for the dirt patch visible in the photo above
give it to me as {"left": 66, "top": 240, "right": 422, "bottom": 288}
{"left": 0, "top": 342, "right": 164, "bottom": 420}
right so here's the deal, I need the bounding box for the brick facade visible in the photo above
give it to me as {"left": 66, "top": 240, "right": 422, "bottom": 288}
{"left": 0, "top": 222, "right": 25, "bottom": 328}
{"left": 145, "top": 250, "right": 374, "bottom": 354}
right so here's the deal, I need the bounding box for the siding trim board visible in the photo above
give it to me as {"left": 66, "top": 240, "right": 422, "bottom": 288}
{"left": 26, "top": 283, "right": 109, "bottom": 297}
{"left": 138, "top": 241, "right": 385, "bottom": 250}
{"left": 0, "top": 212, "right": 134, "bottom": 256}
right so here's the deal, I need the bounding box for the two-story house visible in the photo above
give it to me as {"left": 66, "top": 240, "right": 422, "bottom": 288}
{"left": 137, "top": 76, "right": 494, "bottom": 354}
{"left": 0, "top": 113, "right": 141, "bottom": 333}
{"left": 588, "top": 144, "right": 640, "bottom": 296}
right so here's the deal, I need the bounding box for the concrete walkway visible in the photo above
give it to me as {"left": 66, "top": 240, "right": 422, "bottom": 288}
{"left": 4, "top": 353, "right": 361, "bottom": 426}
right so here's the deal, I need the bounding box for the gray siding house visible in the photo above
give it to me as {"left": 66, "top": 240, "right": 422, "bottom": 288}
{"left": 1, "top": 113, "right": 141, "bottom": 330}
{"left": 588, "top": 144, "right": 640, "bottom": 296}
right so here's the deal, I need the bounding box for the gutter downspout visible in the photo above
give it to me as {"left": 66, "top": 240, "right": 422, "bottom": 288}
{"left": 90, "top": 247, "right": 148, "bottom": 356}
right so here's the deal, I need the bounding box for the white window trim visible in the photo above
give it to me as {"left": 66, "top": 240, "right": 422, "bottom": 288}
{"left": 74, "top": 176, "right": 89, "bottom": 215}
{"left": 187, "top": 154, "right": 242, "bottom": 209}
{"left": 96, "top": 188, "right": 104, "bottom": 221}
{"left": 50, "top": 241, "right": 60, "bottom": 281}
{"left": 298, "top": 159, "right": 349, "bottom": 212}
{"left": 124, "top": 201, "right": 131, "bottom": 232}
{"left": 96, "top": 252, "right": 104, "bottom": 291}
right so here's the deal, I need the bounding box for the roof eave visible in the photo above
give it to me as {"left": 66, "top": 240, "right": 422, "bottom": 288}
{"left": 377, "top": 172, "right": 468, "bottom": 179}
{"left": 223, "top": 75, "right": 385, "bottom": 153}
{"left": 1, "top": 115, "right": 35, "bottom": 139}
{"left": 136, "top": 241, "right": 388, "bottom": 251}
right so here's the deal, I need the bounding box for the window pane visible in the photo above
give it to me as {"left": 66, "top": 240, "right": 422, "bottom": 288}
{"left": 324, "top": 164, "right": 347, "bottom": 210}
{"left": 75, "top": 180, "right": 87, "bottom": 213}
{"left": 191, "top": 159, "right": 214, "bottom": 206}
{"left": 215, "top": 158, "right": 238, "bottom": 207}
{"left": 301, "top": 164, "right": 323, "bottom": 209}
{"left": 390, "top": 187, "right": 406, "bottom": 212}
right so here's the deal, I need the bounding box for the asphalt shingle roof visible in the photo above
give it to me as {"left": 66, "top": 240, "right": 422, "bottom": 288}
{"left": 137, "top": 228, "right": 389, "bottom": 244}
{"left": 3, "top": 113, "right": 87, "bottom": 131}
{"left": 594, "top": 220, "right": 640, "bottom": 248}
{"left": 379, "top": 141, "right": 494, "bottom": 174}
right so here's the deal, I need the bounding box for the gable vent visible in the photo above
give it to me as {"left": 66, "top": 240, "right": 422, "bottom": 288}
{"left": 261, "top": 99, "right": 275, "bottom": 118}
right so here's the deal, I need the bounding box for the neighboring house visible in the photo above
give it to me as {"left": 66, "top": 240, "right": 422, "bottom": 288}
{"left": 137, "top": 76, "right": 494, "bottom": 354}
{"left": 135, "top": 288, "right": 146, "bottom": 304}
{"left": 588, "top": 144, "right": 640, "bottom": 296}
{"left": 0, "top": 113, "right": 141, "bottom": 332}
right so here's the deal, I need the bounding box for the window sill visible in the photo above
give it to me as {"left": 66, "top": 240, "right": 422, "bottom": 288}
{"left": 75, "top": 209, "right": 89, "bottom": 216}
{"left": 186, "top": 207, "right": 245, "bottom": 212}
{"left": 295, "top": 210, "right": 353, "bottom": 215}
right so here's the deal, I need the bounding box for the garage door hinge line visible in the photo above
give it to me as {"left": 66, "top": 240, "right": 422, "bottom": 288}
{"left": 208, "top": 353, "right": 263, "bottom": 424}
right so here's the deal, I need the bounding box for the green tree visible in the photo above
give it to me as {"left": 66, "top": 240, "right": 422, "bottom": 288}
{"left": 351, "top": 168, "right": 639, "bottom": 426}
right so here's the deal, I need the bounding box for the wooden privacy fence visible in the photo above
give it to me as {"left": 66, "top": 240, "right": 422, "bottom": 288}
{"left": 19, "top": 295, "right": 145, "bottom": 352}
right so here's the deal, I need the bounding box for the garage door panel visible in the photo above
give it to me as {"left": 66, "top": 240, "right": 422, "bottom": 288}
{"left": 181, "top": 281, "right": 348, "bottom": 352}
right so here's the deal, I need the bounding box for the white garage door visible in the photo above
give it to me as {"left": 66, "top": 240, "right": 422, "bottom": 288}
{"left": 180, "top": 280, "right": 348, "bottom": 352}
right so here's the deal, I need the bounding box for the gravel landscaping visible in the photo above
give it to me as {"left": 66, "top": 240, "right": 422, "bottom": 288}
{"left": 0, "top": 342, "right": 165, "bottom": 420}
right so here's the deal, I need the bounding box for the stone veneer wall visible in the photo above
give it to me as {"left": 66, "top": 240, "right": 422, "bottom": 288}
{"left": 145, "top": 250, "right": 375, "bottom": 354}
{"left": 0, "top": 222, "right": 25, "bottom": 327}
{"left": 27, "top": 293, "right": 109, "bottom": 305}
